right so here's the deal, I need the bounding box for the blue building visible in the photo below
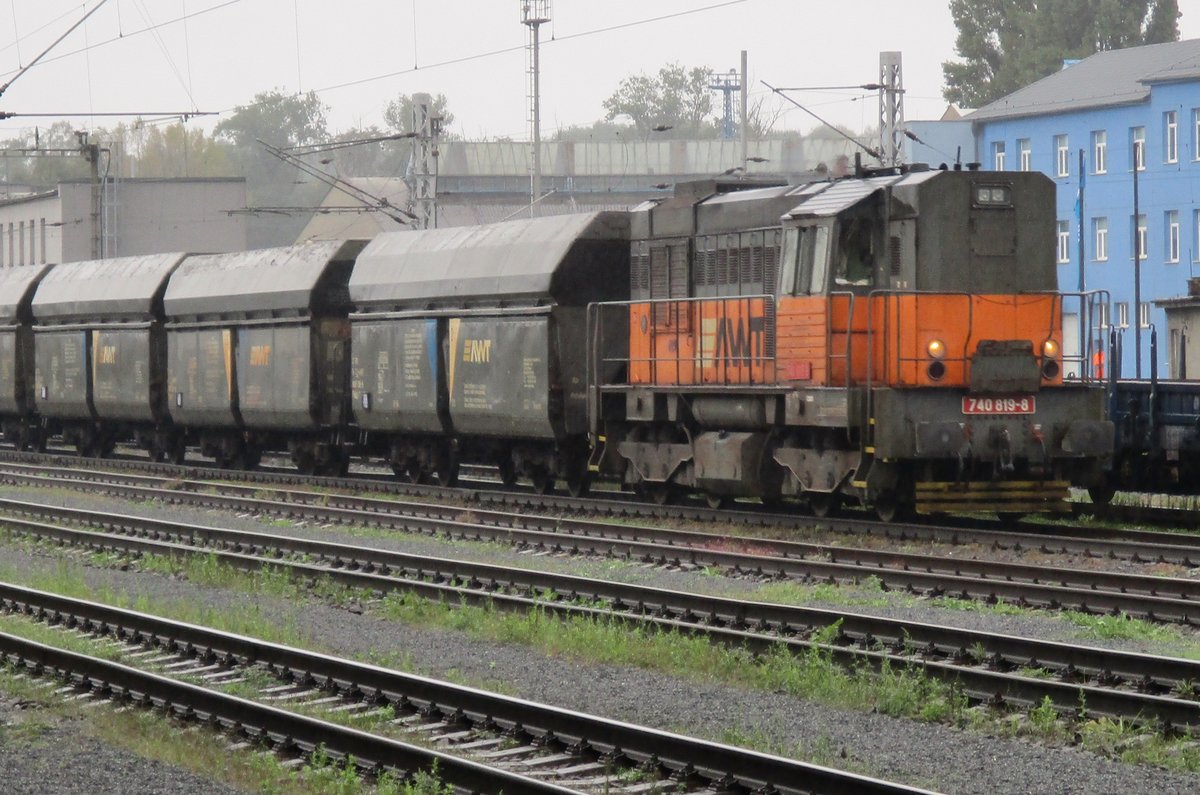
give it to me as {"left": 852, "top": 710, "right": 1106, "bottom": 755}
{"left": 910, "top": 39, "right": 1200, "bottom": 377}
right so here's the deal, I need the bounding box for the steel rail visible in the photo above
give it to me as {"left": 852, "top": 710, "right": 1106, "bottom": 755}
{"left": 4, "top": 455, "right": 1200, "bottom": 564}
{"left": 2, "top": 505, "right": 1200, "bottom": 729}
{"left": 3, "top": 468, "right": 1200, "bottom": 625}
{"left": 0, "top": 581, "right": 935, "bottom": 795}
{"left": 0, "top": 630, "right": 578, "bottom": 795}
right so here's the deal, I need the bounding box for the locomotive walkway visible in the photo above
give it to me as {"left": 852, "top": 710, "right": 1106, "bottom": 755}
{"left": 0, "top": 496, "right": 1198, "bottom": 730}
{"left": 0, "top": 582, "right": 931, "bottom": 795}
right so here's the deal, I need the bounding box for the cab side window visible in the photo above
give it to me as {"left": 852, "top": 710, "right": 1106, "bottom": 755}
{"left": 834, "top": 217, "right": 874, "bottom": 287}
{"left": 783, "top": 225, "right": 831, "bottom": 295}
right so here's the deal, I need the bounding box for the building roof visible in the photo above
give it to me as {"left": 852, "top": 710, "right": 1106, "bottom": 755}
{"left": 968, "top": 38, "right": 1200, "bottom": 122}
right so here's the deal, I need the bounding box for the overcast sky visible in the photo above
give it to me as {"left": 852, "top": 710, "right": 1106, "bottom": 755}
{"left": 1, "top": 0, "right": 1198, "bottom": 143}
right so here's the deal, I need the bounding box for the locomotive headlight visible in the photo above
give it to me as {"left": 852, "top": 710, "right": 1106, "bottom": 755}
{"left": 1042, "top": 339, "right": 1059, "bottom": 358}
{"left": 927, "top": 339, "right": 946, "bottom": 359}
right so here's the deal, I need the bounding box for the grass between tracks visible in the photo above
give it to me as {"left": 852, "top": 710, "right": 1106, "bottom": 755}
{"left": 3, "top": 539, "right": 1200, "bottom": 776}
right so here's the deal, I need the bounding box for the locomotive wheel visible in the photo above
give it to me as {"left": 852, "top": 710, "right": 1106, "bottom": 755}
{"left": 809, "top": 492, "right": 839, "bottom": 518}
{"left": 566, "top": 472, "right": 590, "bottom": 498}
{"left": 873, "top": 491, "right": 905, "bottom": 523}
{"left": 1087, "top": 479, "right": 1116, "bottom": 507}
{"left": 648, "top": 483, "right": 677, "bottom": 506}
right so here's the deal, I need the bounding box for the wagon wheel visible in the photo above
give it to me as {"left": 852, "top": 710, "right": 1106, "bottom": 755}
{"left": 531, "top": 470, "right": 555, "bottom": 495}
{"left": 434, "top": 458, "right": 459, "bottom": 488}
{"left": 295, "top": 451, "right": 319, "bottom": 476}
{"left": 404, "top": 464, "right": 428, "bottom": 485}
{"left": 169, "top": 441, "right": 187, "bottom": 465}
{"left": 704, "top": 492, "right": 728, "bottom": 510}
{"left": 496, "top": 458, "right": 518, "bottom": 488}
{"left": 997, "top": 512, "right": 1025, "bottom": 525}
{"left": 809, "top": 492, "right": 840, "bottom": 518}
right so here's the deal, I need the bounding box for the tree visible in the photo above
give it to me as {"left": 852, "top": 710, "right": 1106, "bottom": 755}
{"left": 123, "top": 122, "right": 231, "bottom": 178}
{"left": 942, "top": 0, "right": 1180, "bottom": 107}
{"left": 383, "top": 93, "right": 455, "bottom": 138}
{"left": 214, "top": 89, "right": 328, "bottom": 148}
{"left": 602, "top": 63, "right": 716, "bottom": 136}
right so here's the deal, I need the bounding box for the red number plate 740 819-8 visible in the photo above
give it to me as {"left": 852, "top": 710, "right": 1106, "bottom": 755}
{"left": 961, "top": 395, "right": 1036, "bottom": 415}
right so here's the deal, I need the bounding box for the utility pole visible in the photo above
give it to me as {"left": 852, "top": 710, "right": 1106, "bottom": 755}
{"left": 1076, "top": 148, "right": 1086, "bottom": 372}
{"left": 878, "top": 51, "right": 904, "bottom": 167}
{"left": 411, "top": 93, "right": 440, "bottom": 230}
{"left": 76, "top": 130, "right": 103, "bottom": 259}
{"left": 521, "top": 1, "right": 550, "bottom": 217}
{"left": 709, "top": 68, "right": 741, "bottom": 141}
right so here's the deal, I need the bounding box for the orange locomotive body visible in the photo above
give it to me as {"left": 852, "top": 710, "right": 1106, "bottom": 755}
{"left": 590, "top": 168, "right": 1112, "bottom": 518}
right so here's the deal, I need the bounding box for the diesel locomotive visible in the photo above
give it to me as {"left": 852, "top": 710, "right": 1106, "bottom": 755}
{"left": 0, "top": 164, "right": 1114, "bottom": 518}
{"left": 586, "top": 167, "right": 1113, "bottom": 518}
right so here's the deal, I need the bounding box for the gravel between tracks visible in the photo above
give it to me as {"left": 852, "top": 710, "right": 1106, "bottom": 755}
{"left": 2, "top": 485, "right": 1200, "bottom": 794}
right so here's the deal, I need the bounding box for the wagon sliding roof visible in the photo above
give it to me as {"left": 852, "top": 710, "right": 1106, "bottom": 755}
{"left": 0, "top": 263, "right": 52, "bottom": 323}
{"left": 349, "top": 211, "right": 629, "bottom": 307}
{"left": 164, "top": 240, "right": 367, "bottom": 319}
{"left": 32, "top": 253, "right": 187, "bottom": 322}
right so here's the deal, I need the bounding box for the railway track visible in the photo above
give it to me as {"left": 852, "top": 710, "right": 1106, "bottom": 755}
{"left": 0, "top": 582, "right": 933, "bottom": 795}
{"left": 4, "top": 463, "right": 1200, "bottom": 624}
{"left": 3, "top": 499, "right": 1200, "bottom": 730}
{"left": 3, "top": 448, "right": 1199, "bottom": 555}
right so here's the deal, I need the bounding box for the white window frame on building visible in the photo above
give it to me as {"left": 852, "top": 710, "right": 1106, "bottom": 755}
{"left": 1195, "top": 209, "right": 1200, "bottom": 262}
{"left": 1165, "top": 110, "right": 1179, "bottom": 164}
{"left": 1167, "top": 210, "right": 1180, "bottom": 263}
{"left": 992, "top": 141, "right": 1005, "bottom": 170}
{"left": 1092, "top": 130, "right": 1107, "bottom": 174}
{"left": 1194, "top": 108, "right": 1200, "bottom": 161}
{"left": 1018, "top": 138, "right": 1031, "bottom": 171}
{"left": 1139, "top": 302, "right": 1151, "bottom": 329}
{"left": 1131, "top": 126, "right": 1146, "bottom": 170}
{"left": 1054, "top": 134, "right": 1069, "bottom": 176}
{"left": 1117, "top": 302, "right": 1129, "bottom": 328}
{"left": 1056, "top": 220, "right": 1070, "bottom": 263}
{"left": 1096, "top": 301, "right": 1109, "bottom": 329}
{"left": 1133, "top": 213, "right": 1148, "bottom": 259}
{"left": 1093, "top": 216, "right": 1108, "bottom": 261}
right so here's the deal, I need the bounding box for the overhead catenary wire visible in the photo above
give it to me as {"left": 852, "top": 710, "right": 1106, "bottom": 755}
{"left": 0, "top": 0, "right": 110, "bottom": 98}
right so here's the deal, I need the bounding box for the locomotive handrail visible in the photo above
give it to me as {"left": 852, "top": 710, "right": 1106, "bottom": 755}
{"left": 1019, "top": 288, "right": 1110, "bottom": 382}
{"left": 586, "top": 294, "right": 776, "bottom": 389}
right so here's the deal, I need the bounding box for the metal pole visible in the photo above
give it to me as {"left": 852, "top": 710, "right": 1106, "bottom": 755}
{"left": 1077, "top": 148, "right": 1085, "bottom": 372}
{"left": 531, "top": 20, "right": 541, "bottom": 215}
{"left": 739, "top": 50, "right": 748, "bottom": 166}
{"left": 1134, "top": 141, "right": 1142, "bottom": 378}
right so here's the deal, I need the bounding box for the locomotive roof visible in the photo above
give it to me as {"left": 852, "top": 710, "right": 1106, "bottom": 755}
{"left": 349, "top": 211, "right": 629, "bottom": 307}
{"left": 32, "top": 252, "right": 187, "bottom": 322}
{"left": 164, "top": 239, "right": 366, "bottom": 318}
{"left": 783, "top": 172, "right": 939, "bottom": 219}
{"left": 0, "top": 262, "right": 52, "bottom": 324}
